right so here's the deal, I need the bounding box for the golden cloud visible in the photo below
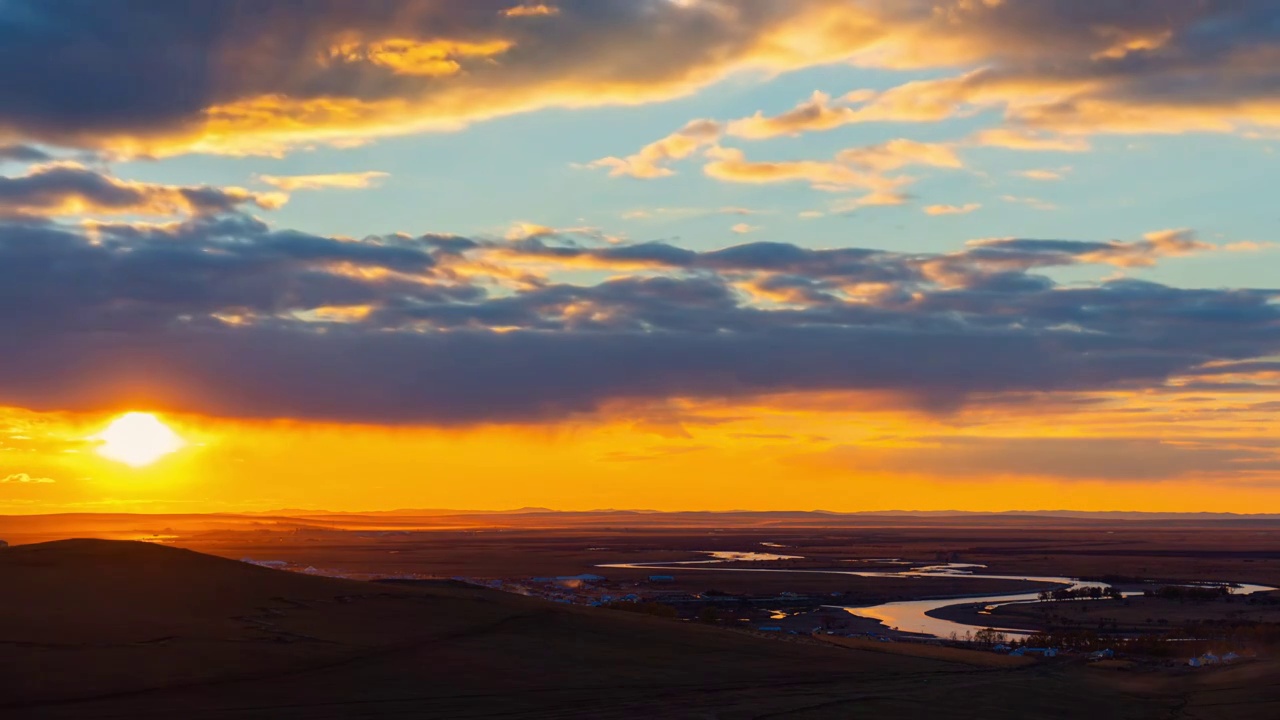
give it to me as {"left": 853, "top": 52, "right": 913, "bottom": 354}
{"left": 726, "top": 91, "right": 862, "bottom": 139}
{"left": 1, "top": 473, "right": 55, "bottom": 484}
{"left": 1014, "top": 168, "right": 1068, "bottom": 181}
{"left": 327, "top": 37, "right": 514, "bottom": 77}
{"left": 502, "top": 4, "right": 559, "bottom": 18}
{"left": 586, "top": 119, "right": 723, "bottom": 178}
{"left": 924, "top": 203, "right": 981, "bottom": 216}
{"left": 968, "top": 128, "right": 1091, "bottom": 152}
{"left": 0, "top": 164, "right": 286, "bottom": 219}
{"left": 702, "top": 146, "right": 893, "bottom": 191}
{"left": 699, "top": 139, "right": 959, "bottom": 206}
{"left": 257, "top": 171, "right": 389, "bottom": 191}
{"left": 836, "top": 139, "right": 961, "bottom": 173}
{"left": 1, "top": 2, "right": 1277, "bottom": 158}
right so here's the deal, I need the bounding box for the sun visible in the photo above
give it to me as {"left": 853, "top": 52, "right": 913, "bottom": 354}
{"left": 94, "top": 412, "right": 186, "bottom": 467}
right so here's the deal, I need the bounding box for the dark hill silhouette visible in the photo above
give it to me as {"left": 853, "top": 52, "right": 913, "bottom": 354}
{"left": 1, "top": 540, "right": 1274, "bottom": 718}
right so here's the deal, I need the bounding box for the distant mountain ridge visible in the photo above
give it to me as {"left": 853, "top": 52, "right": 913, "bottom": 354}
{"left": 261, "top": 508, "right": 1280, "bottom": 521}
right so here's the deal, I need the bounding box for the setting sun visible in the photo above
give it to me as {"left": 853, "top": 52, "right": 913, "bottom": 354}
{"left": 93, "top": 412, "right": 186, "bottom": 467}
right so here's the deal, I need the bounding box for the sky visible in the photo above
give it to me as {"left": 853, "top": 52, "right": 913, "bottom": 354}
{"left": 1, "top": 0, "right": 1279, "bottom": 514}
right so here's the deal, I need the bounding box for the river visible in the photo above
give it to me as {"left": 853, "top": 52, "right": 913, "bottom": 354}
{"left": 599, "top": 552, "right": 1276, "bottom": 639}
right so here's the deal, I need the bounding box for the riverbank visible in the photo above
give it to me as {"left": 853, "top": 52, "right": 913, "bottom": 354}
{"left": 930, "top": 592, "right": 1280, "bottom": 638}
{"left": 927, "top": 600, "right": 1047, "bottom": 634}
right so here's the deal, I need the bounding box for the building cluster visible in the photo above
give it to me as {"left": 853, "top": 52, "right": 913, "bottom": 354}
{"left": 1188, "top": 652, "right": 1242, "bottom": 667}
{"left": 1009, "top": 646, "right": 1058, "bottom": 658}
{"left": 455, "top": 573, "right": 648, "bottom": 606}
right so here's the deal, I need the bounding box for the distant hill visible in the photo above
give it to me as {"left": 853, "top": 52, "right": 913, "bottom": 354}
{"left": 280, "top": 508, "right": 1280, "bottom": 521}
{"left": 5, "top": 509, "right": 1280, "bottom": 546}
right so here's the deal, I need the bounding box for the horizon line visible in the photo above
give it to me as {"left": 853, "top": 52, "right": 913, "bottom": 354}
{"left": 5, "top": 507, "right": 1280, "bottom": 519}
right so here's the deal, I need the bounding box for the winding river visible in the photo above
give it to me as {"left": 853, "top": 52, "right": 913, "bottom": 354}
{"left": 599, "top": 552, "right": 1276, "bottom": 639}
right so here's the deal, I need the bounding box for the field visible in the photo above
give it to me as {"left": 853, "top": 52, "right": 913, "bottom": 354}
{"left": 5, "top": 509, "right": 1277, "bottom": 583}
{"left": 4, "top": 538, "right": 1280, "bottom": 719}
{"left": 1, "top": 512, "right": 1279, "bottom": 718}
{"left": 816, "top": 635, "right": 1037, "bottom": 667}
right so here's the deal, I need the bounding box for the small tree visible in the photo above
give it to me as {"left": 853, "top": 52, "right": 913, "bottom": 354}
{"left": 974, "top": 627, "right": 1008, "bottom": 647}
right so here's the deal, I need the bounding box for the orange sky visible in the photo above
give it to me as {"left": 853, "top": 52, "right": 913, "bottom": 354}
{"left": 1, "top": 2, "right": 1279, "bottom": 514}
{"left": 4, "top": 382, "right": 1278, "bottom": 514}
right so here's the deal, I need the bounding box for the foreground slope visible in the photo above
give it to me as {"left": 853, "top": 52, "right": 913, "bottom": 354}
{"left": 0, "top": 540, "right": 1269, "bottom": 719}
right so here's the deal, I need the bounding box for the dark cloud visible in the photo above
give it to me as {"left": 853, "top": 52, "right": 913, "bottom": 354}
{"left": 501, "top": 230, "right": 1213, "bottom": 283}
{"left": 0, "top": 165, "right": 283, "bottom": 218}
{"left": 0, "top": 323, "right": 1222, "bottom": 424}
{"left": 0, "top": 0, "right": 829, "bottom": 153}
{"left": 1183, "top": 361, "right": 1280, "bottom": 377}
{"left": 0, "top": 213, "right": 1277, "bottom": 424}
{"left": 0, "top": 215, "right": 462, "bottom": 336}
{"left": 0, "top": 144, "right": 50, "bottom": 163}
{"left": 503, "top": 235, "right": 919, "bottom": 281}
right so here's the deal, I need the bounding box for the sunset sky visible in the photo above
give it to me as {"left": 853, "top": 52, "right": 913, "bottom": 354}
{"left": 1, "top": 0, "right": 1279, "bottom": 514}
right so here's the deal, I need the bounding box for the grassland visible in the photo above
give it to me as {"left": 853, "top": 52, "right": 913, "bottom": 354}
{"left": 2, "top": 512, "right": 1279, "bottom": 718}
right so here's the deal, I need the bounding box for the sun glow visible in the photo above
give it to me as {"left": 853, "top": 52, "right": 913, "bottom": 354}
{"left": 94, "top": 412, "right": 186, "bottom": 467}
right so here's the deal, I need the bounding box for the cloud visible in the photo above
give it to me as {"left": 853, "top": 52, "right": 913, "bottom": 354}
{"left": 330, "top": 38, "right": 515, "bottom": 78}
{"left": 734, "top": 3, "right": 1280, "bottom": 146}
{"left": 0, "top": 208, "right": 1274, "bottom": 425}
{"left": 0, "top": 144, "right": 51, "bottom": 164}
{"left": 1223, "top": 241, "right": 1280, "bottom": 253}
{"left": 924, "top": 203, "right": 981, "bottom": 216}
{"left": 0, "top": 2, "right": 1277, "bottom": 156}
{"left": 597, "top": 129, "right": 961, "bottom": 203}
{"left": 0, "top": 212, "right": 465, "bottom": 341}
{"left": 724, "top": 88, "right": 1093, "bottom": 151}
{"left": 828, "top": 192, "right": 911, "bottom": 213}
{"left": 701, "top": 140, "right": 954, "bottom": 205}
{"left": 1015, "top": 168, "right": 1069, "bottom": 181}
{"left": 968, "top": 129, "right": 1092, "bottom": 153}
{"left": 703, "top": 146, "right": 892, "bottom": 190}
{"left": 499, "top": 228, "right": 1219, "bottom": 281}
{"left": 0, "top": 165, "right": 286, "bottom": 219}
{"left": 622, "top": 206, "right": 760, "bottom": 220}
{"left": 1000, "top": 195, "right": 1057, "bottom": 211}
{"left": 837, "top": 140, "right": 961, "bottom": 173}
{"left": 256, "top": 171, "right": 389, "bottom": 191}
{"left": 586, "top": 119, "right": 722, "bottom": 178}
{"left": 1119, "top": 229, "right": 1213, "bottom": 266}
{"left": 821, "top": 436, "right": 1280, "bottom": 481}
{"left": 726, "top": 91, "right": 862, "bottom": 139}
{"left": 1, "top": 473, "right": 54, "bottom": 484}
{"left": 1182, "top": 361, "right": 1280, "bottom": 378}
{"left": 502, "top": 4, "right": 560, "bottom": 18}
{"left": 0, "top": 0, "right": 871, "bottom": 156}
{"left": 950, "top": 230, "right": 1212, "bottom": 274}
{"left": 844, "top": 1, "right": 1280, "bottom": 138}
{"left": 731, "top": 223, "right": 758, "bottom": 234}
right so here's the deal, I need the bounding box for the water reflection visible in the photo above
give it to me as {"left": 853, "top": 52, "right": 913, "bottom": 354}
{"left": 840, "top": 581, "right": 1278, "bottom": 638}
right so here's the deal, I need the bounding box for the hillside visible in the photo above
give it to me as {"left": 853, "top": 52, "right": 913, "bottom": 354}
{"left": 0, "top": 540, "right": 1273, "bottom": 719}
